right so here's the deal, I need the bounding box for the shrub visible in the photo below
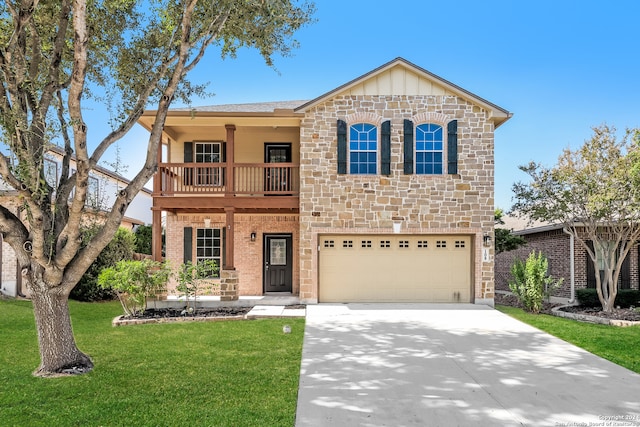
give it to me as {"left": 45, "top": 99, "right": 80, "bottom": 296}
{"left": 177, "top": 260, "right": 219, "bottom": 311}
{"left": 70, "top": 226, "right": 136, "bottom": 302}
{"left": 98, "top": 259, "right": 171, "bottom": 317}
{"left": 134, "top": 225, "right": 152, "bottom": 255}
{"left": 509, "top": 251, "right": 563, "bottom": 313}
{"left": 577, "top": 288, "right": 640, "bottom": 308}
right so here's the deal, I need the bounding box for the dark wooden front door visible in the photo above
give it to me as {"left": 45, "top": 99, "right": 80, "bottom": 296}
{"left": 264, "top": 234, "right": 293, "bottom": 292}
{"left": 264, "top": 143, "right": 292, "bottom": 193}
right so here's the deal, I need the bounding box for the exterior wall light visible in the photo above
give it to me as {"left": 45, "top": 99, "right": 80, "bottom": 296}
{"left": 250, "top": 232, "right": 257, "bottom": 242}
{"left": 483, "top": 232, "right": 492, "bottom": 247}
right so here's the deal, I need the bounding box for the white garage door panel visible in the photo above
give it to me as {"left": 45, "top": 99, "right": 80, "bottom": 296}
{"left": 319, "top": 235, "right": 471, "bottom": 303}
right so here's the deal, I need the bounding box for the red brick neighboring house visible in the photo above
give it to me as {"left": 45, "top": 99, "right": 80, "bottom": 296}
{"left": 140, "top": 57, "right": 512, "bottom": 305}
{"left": 495, "top": 218, "right": 640, "bottom": 303}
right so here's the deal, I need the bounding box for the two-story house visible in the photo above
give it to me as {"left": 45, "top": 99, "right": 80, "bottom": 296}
{"left": 0, "top": 146, "right": 153, "bottom": 298}
{"left": 140, "top": 58, "right": 511, "bottom": 305}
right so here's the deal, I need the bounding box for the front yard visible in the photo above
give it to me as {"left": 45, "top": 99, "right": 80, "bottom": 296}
{"left": 0, "top": 299, "right": 304, "bottom": 427}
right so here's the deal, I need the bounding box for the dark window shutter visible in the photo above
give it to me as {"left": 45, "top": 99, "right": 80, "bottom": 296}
{"left": 619, "top": 244, "right": 631, "bottom": 289}
{"left": 337, "top": 119, "right": 347, "bottom": 174}
{"left": 381, "top": 120, "right": 391, "bottom": 175}
{"left": 403, "top": 120, "right": 414, "bottom": 174}
{"left": 222, "top": 226, "right": 226, "bottom": 269}
{"left": 586, "top": 241, "right": 596, "bottom": 289}
{"left": 184, "top": 142, "right": 193, "bottom": 162}
{"left": 447, "top": 120, "right": 458, "bottom": 175}
{"left": 221, "top": 142, "right": 226, "bottom": 162}
{"left": 183, "top": 142, "right": 194, "bottom": 185}
{"left": 183, "top": 227, "right": 193, "bottom": 263}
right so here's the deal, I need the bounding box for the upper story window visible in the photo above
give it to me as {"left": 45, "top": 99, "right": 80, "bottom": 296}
{"left": 195, "top": 142, "right": 222, "bottom": 163}
{"left": 44, "top": 158, "right": 58, "bottom": 188}
{"left": 349, "top": 123, "right": 377, "bottom": 174}
{"left": 195, "top": 142, "right": 223, "bottom": 186}
{"left": 86, "top": 175, "right": 101, "bottom": 208}
{"left": 403, "top": 119, "right": 457, "bottom": 175}
{"left": 415, "top": 123, "right": 444, "bottom": 175}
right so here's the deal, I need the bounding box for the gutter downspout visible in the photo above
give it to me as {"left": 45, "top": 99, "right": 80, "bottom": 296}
{"left": 563, "top": 228, "right": 575, "bottom": 304}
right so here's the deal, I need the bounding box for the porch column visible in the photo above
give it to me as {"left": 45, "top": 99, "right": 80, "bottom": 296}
{"left": 152, "top": 137, "right": 164, "bottom": 262}
{"left": 224, "top": 206, "right": 235, "bottom": 270}
{"left": 152, "top": 208, "right": 162, "bottom": 261}
{"left": 225, "top": 124, "right": 235, "bottom": 196}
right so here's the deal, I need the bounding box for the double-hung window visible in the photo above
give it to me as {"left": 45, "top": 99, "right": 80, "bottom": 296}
{"left": 349, "top": 123, "right": 377, "bottom": 174}
{"left": 415, "top": 123, "right": 444, "bottom": 175}
{"left": 196, "top": 228, "right": 221, "bottom": 277}
{"left": 195, "top": 142, "right": 223, "bottom": 186}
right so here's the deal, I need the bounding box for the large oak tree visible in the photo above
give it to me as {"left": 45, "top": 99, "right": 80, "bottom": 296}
{"left": 0, "top": 0, "right": 314, "bottom": 377}
{"left": 511, "top": 125, "right": 640, "bottom": 312}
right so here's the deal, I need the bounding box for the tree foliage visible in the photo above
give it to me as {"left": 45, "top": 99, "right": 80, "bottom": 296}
{"left": 511, "top": 125, "right": 640, "bottom": 312}
{"left": 494, "top": 208, "right": 526, "bottom": 254}
{"left": 70, "top": 226, "right": 136, "bottom": 302}
{"left": 0, "top": 0, "right": 314, "bottom": 376}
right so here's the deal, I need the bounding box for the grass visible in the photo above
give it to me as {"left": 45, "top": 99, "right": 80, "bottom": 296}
{"left": 496, "top": 305, "right": 640, "bottom": 374}
{"left": 0, "top": 299, "right": 305, "bottom": 427}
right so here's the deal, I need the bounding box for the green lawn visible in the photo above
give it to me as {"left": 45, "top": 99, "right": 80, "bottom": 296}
{"left": 0, "top": 299, "right": 305, "bottom": 427}
{"left": 496, "top": 305, "right": 640, "bottom": 374}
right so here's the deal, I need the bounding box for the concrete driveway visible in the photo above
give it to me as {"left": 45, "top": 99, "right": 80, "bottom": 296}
{"left": 295, "top": 304, "right": 640, "bottom": 427}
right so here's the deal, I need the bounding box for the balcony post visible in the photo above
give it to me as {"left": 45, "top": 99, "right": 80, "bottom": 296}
{"left": 153, "top": 137, "right": 163, "bottom": 195}
{"left": 225, "top": 124, "right": 235, "bottom": 196}
{"left": 224, "top": 206, "right": 235, "bottom": 270}
{"left": 152, "top": 208, "right": 162, "bottom": 262}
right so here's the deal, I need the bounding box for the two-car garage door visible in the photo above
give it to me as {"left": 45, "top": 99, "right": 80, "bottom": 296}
{"left": 318, "top": 235, "right": 472, "bottom": 303}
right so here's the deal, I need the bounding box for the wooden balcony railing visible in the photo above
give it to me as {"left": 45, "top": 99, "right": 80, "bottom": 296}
{"left": 156, "top": 162, "right": 299, "bottom": 196}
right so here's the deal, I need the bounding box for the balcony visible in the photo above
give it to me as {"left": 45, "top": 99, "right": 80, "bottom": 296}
{"left": 153, "top": 162, "right": 300, "bottom": 212}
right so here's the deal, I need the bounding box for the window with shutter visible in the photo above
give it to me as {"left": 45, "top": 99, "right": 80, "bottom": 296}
{"left": 415, "top": 123, "right": 444, "bottom": 175}
{"left": 349, "top": 123, "right": 377, "bottom": 174}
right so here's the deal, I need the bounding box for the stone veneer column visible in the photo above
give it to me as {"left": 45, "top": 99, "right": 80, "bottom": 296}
{"left": 220, "top": 270, "right": 239, "bottom": 301}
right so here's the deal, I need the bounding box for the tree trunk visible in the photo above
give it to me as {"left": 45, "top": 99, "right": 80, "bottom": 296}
{"left": 29, "top": 280, "right": 93, "bottom": 377}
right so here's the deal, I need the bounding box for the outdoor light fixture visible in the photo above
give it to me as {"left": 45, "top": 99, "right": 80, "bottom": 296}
{"left": 250, "top": 232, "right": 256, "bottom": 242}
{"left": 483, "top": 232, "right": 492, "bottom": 247}
{"left": 392, "top": 217, "right": 404, "bottom": 234}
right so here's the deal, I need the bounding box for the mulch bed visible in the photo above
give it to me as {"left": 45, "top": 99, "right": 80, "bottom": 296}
{"left": 119, "top": 304, "right": 306, "bottom": 321}
{"left": 121, "top": 306, "right": 252, "bottom": 320}
{"left": 494, "top": 293, "right": 640, "bottom": 322}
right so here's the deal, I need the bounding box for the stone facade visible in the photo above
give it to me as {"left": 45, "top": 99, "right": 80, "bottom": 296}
{"left": 298, "top": 95, "right": 496, "bottom": 303}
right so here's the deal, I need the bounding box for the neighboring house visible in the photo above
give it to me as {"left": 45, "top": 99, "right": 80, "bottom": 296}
{"left": 0, "top": 146, "right": 153, "bottom": 298}
{"left": 139, "top": 57, "right": 512, "bottom": 305}
{"left": 494, "top": 217, "right": 640, "bottom": 303}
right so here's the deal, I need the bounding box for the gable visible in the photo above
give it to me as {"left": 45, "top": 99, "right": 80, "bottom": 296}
{"left": 296, "top": 57, "right": 512, "bottom": 128}
{"left": 341, "top": 64, "right": 452, "bottom": 97}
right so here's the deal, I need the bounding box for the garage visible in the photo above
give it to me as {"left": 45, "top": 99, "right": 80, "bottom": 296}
{"left": 318, "top": 235, "right": 472, "bottom": 303}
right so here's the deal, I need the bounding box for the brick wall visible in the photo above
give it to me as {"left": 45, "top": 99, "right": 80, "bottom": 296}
{"left": 495, "top": 229, "right": 640, "bottom": 298}
{"left": 298, "top": 95, "right": 496, "bottom": 302}
{"left": 165, "top": 212, "right": 299, "bottom": 296}
{"left": 495, "top": 229, "right": 572, "bottom": 298}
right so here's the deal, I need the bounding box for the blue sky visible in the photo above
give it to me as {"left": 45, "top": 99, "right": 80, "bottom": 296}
{"left": 104, "top": 0, "right": 640, "bottom": 209}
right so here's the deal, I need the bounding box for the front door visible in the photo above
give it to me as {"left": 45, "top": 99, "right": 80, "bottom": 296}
{"left": 264, "top": 143, "right": 292, "bottom": 193}
{"left": 264, "top": 234, "right": 293, "bottom": 292}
